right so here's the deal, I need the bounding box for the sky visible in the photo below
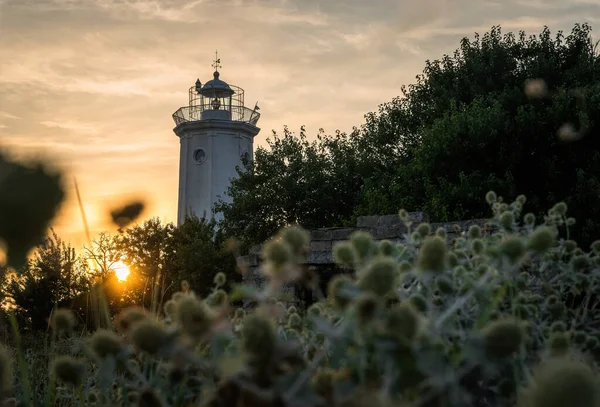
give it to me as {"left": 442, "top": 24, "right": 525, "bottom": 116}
{"left": 0, "top": 0, "right": 598, "bottom": 249}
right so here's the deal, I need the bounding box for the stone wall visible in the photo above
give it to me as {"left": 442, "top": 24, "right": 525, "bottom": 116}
{"left": 239, "top": 212, "right": 493, "bottom": 305}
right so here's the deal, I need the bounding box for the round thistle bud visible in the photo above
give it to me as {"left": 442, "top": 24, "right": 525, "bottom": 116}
{"left": 398, "top": 209, "right": 410, "bottom": 222}
{"left": 332, "top": 242, "right": 357, "bottom": 267}
{"left": 552, "top": 202, "right": 568, "bottom": 216}
{"left": 409, "top": 294, "right": 428, "bottom": 313}
{"left": 287, "top": 305, "right": 298, "bottom": 316}
{"left": 358, "top": 257, "right": 398, "bottom": 296}
{"left": 564, "top": 240, "right": 578, "bottom": 253}
{"left": 286, "top": 328, "right": 300, "bottom": 341}
{"left": 499, "top": 211, "right": 515, "bottom": 230}
{"left": 434, "top": 227, "right": 446, "bottom": 239}
{"left": 571, "top": 255, "right": 591, "bottom": 272}
{"left": 307, "top": 303, "right": 322, "bottom": 318}
{"left": 87, "top": 390, "right": 98, "bottom": 404}
{"left": 0, "top": 345, "right": 12, "bottom": 395}
{"left": 573, "top": 330, "right": 587, "bottom": 346}
{"left": 287, "top": 313, "right": 302, "bottom": 330}
{"left": 241, "top": 314, "right": 276, "bottom": 365}
{"left": 378, "top": 240, "right": 394, "bottom": 256}
{"left": 486, "top": 191, "right": 497, "bottom": 204}
{"left": 590, "top": 240, "right": 600, "bottom": 255}
{"left": 527, "top": 226, "right": 556, "bottom": 254}
{"left": 417, "top": 236, "right": 447, "bottom": 273}
{"left": 446, "top": 252, "right": 459, "bottom": 268}
{"left": 386, "top": 302, "right": 420, "bottom": 341}
{"left": 436, "top": 275, "right": 455, "bottom": 295}
{"left": 130, "top": 319, "right": 173, "bottom": 356}
{"left": 327, "top": 275, "right": 354, "bottom": 310}
{"left": 500, "top": 236, "right": 526, "bottom": 265}
{"left": 89, "top": 329, "right": 123, "bottom": 360}
{"left": 468, "top": 225, "right": 482, "bottom": 240}
{"left": 137, "top": 388, "right": 164, "bottom": 407}
{"left": 213, "top": 272, "right": 227, "bottom": 288}
{"left": 416, "top": 223, "right": 431, "bottom": 238}
{"left": 279, "top": 225, "right": 310, "bottom": 257}
{"left": 524, "top": 213, "right": 536, "bottom": 226}
{"left": 550, "top": 321, "right": 567, "bottom": 333}
{"left": 483, "top": 318, "right": 525, "bottom": 359}
{"left": 52, "top": 356, "right": 85, "bottom": 388}
{"left": 350, "top": 231, "right": 375, "bottom": 261}
{"left": 262, "top": 239, "right": 292, "bottom": 267}
{"left": 175, "top": 296, "right": 214, "bottom": 340}
{"left": 471, "top": 239, "right": 484, "bottom": 255}
{"left": 516, "top": 194, "right": 527, "bottom": 205}
{"left": 521, "top": 358, "right": 599, "bottom": 407}
{"left": 51, "top": 308, "right": 76, "bottom": 334}
{"left": 547, "top": 332, "right": 569, "bottom": 357}
{"left": 210, "top": 289, "right": 229, "bottom": 307}
{"left": 116, "top": 306, "right": 149, "bottom": 333}
{"left": 566, "top": 217, "right": 576, "bottom": 226}
{"left": 354, "top": 293, "right": 379, "bottom": 326}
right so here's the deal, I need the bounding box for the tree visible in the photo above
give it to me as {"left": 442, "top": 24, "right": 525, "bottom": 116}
{"left": 171, "top": 215, "right": 238, "bottom": 299}
{"left": 353, "top": 23, "right": 600, "bottom": 245}
{"left": 6, "top": 230, "right": 90, "bottom": 331}
{"left": 215, "top": 126, "right": 365, "bottom": 250}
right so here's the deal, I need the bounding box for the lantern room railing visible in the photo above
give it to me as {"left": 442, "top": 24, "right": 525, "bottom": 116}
{"left": 172, "top": 105, "right": 260, "bottom": 126}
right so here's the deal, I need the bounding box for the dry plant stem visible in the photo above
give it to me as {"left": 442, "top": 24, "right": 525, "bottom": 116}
{"left": 9, "top": 312, "right": 33, "bottom": 406}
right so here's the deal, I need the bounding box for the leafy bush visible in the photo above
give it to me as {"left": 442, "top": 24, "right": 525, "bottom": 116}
{"left": 3, "top": 192, "right": 600, "bottom": 407}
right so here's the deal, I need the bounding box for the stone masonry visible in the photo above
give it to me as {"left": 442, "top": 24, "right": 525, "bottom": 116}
{"left": 239, "top": 212, "right": 493, "bottom": 306}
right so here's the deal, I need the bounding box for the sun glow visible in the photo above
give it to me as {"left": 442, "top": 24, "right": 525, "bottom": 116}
{"left": 112, "top": 260, "right": 130, "bottom": 282}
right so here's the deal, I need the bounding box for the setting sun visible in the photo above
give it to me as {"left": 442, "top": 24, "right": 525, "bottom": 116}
{"left": 112, "top": 261, "right": 130, "bottom": 282}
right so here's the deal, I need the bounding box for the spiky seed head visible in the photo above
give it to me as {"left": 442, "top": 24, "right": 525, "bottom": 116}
{"left": 590, "top": 240, "right": 600, "bottom": 254}
{"left": 416, "top": 223, "right": 431, "bottom": 238}
{"left": 0, "top": 345, "right": 12, "bottom": 395}
{"left": 210, "top": 289, "right": 229, "bottom": 307}
{"left": 358, "top": 257, "right": 398, "bottom": 296}
{"left": 486, "top": 191, "right": 497, "bottom": 204}
{"left": 524, "top": 213, "right": 536, "bottom": 226}
{"left": 547, "top": 332, "right": 569, "bottom": 356}
{"left": 483, "top": 318, "right": 525, "bottom": 359}
{"left": 398, "top": 209, "right": 410, "bottom": 222}
{"left": 51, "top": 308, "right": 76, "bottom": 334}
{"left": 327, "top": 274, "right": 354, "bottom": 310}
{"left": 417, "top": 236, "right": 447, "bottom": 273}
{"left": 571, "top": 255, "right": 590, "bottom": 272}
{"left": 52, "top": 356, "right": 85, "bottom": 388}
{"left": 350, "top": 231, "right": 374, "bottom": 261}
{"left": 87, "top": 391, "right": 98, "bottom": 403}
{"left": 307, "top": 303, "right": 322, "bottom": 318}
{"left": 116, "top": 306, "right": 149, "bottom": 333}
{"left": 468, "top": 225, "right": 482, "bottom": 239}
{"left": 175, "top": 296, "right": 214, "bottom": 339}
{"left": 564, "top": 240, "right": 577, "bottom": 253}
{"left": 332, "top": 241, "right": 357, "bottom": 267}
{"left": 241, "top": 314, "right": 276, "bottom": 365}
{"left": 378, "top": 240, "right": 394, "bottom": 256}
{"left": 213, "top": 272, "right": 227, "bottom": 288}
{"left": 409, "top": 294, "right": 428, "bottom": 313}
{"left": 527, "top": 226, "right": 557, "bottom": 254}
{"left": 262, "top": 239, "right": 292, "bottom": 267}
{"left": 552, "top": 202, "right": 568, "bottom": 216}
{"left": 89, "top": 329, "right": 122, "bottom": 360}
{"left": 130, "top": 319, "right": 172, "bottom": 356}
{"left": 446, "top": 252, "right": 459, "bottom": 268}
{"left": 453, "top": 224, "right": 462, "bottom": 234}
{"left": 520, "top": 358, "right": 599, "bottom": 407}
{"left": 354, "top": 293, "right": 380, "bottom": 326}
{"left": 499, "top": 211, "right": 515, "bottom": 230}
{"left": 137, "top": 388, "right": 164, "bottom": 407}
{"left": 500, "top": 236, "right": 526, "bottom": 265}
{"left": 471, "top": 239, "right": 484, "bottom": 255}
{"left": 435, "top": 227, "right": 447, "bottom": 239}
{"left": 287, "top": 313, "right": 302, "bottom": 330}
{"left": 386, "top": 302, "right": 420, "bottom": 341}
{"left": 181, "top": 280, "right": 190, "bottom": 292}
{"left": 279, "top": 225, "right": 310, "bottom": 256}
{"left": 516, "top": 194, "right": 527, "bottom": 205}
{"left": 286, "top": 305, "right": 298, "bottom": 316}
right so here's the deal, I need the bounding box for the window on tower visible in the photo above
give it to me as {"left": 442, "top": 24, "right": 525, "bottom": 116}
{"left": 193, "top": 148, "right": 206, "bottom": 164}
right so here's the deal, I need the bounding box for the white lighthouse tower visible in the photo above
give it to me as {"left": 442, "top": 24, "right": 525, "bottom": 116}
{"left": 172, "top": 53, "right": 261, "bottom": 225}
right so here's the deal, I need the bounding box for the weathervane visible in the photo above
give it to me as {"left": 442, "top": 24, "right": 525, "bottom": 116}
{"left": 212, "top": 50, "right": 222, "bottom": 72}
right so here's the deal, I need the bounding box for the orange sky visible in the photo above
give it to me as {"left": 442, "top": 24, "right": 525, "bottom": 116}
{"left": 0, "top": 0, "right": 598, "bottom": 249}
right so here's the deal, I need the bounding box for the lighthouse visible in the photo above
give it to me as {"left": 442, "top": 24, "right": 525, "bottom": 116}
{"left": 172, "top": 53, "right": 261, "bottom": 225}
